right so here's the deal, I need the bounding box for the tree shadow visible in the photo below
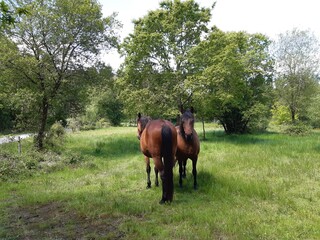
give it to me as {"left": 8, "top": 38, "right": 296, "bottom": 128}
{"left": 199, "top": 129, "right": 281, "bottom": 146}
{"left": 174, "top": 168, "right": 273, "bottom": 204}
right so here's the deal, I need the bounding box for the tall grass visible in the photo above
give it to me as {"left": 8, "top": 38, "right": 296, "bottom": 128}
{"left": 1, "top": 125, "right": 320, "bottom": 239}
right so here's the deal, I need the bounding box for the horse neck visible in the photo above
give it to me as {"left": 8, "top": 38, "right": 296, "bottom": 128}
{"left": 141, "top": 117, "right": 151, "bottom": 131}
{"left": 179, "top": 123, "right": 185, "bottom": 136}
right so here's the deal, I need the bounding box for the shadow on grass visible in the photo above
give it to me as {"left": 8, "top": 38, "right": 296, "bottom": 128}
{"left": 175, "top": 169, "right": 273, "bottom": 204}
{"left": 200, "top": 130, "right": 282, "bottom": 146}
{"left": 314, "top": 144, "right": 320, "bottom": 152}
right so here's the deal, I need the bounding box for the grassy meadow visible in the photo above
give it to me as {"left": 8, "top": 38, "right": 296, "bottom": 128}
{"left": 1, "top": 124, "right": 320, "bottom": 239}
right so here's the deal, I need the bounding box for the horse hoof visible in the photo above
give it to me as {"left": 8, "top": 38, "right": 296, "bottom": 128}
{"left": 155, "top": 182, "right": 159, "bottom": 187}
{"left": 159, "top": 198, "right": 171, "bottom": 204}
{"left": 146, "top": 185, "right": 151, "bottom": 189}
{"left": 194, "top": 185, "right": 198, "bottom": 190}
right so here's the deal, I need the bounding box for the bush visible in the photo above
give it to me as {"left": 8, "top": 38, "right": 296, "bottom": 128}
{"left": 45, "top": 121, "right": 66, "bottom": 149}
{"left": 0, "top": 149, "right": 87, "bottom": 181}
{"left": 97, "top": 93, "right": 124, "bottom": 126}
{"left": 67, "top": 153, "right": 84, "bottom": 165}
{"left": 66, "top": 118, "right": 81, "bottom": 132}
{"left": 271, "top": 102, "right": 292, "bottom": 126}
{"left": 283, "top": 122, "right": 311, "bottom": 136}
{"left": 0, "top": 152, "right": 27, "bottom": 181}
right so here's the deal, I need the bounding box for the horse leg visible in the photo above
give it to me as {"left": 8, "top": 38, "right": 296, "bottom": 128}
{"left": 153, "top": 157, "right": 168, "bottom": 204}
{"left": 182, "top": 159, "right": 187, "bottom": 178}
{"left": 178, "top": 159, "right": 183, "bottom": 188}
{"left": 145, "top": 156, "right": 151, "bottom": 189}
{"left": 154, "top": 167, "right": 159, "bottom": 187}
{"left": 192, "top": 157, "right": 198, "bottom": 190}
{"left": 159, "top": 170, "right": 167, "bottom": 204}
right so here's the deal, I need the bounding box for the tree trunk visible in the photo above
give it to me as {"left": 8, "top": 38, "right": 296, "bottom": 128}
{"left": 36, "top": 96, "right": 49, "bottom": 150}
{"left": 291, "top": 110, "right": 296, "bottom": 123}
{"left": 289, "top": 105, "right": 296, "bottom": 123}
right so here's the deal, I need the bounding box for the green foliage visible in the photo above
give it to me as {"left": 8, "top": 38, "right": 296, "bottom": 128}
{"left": 0, "top": 143, "right": 91, "bottom": 181}
{"left": 9, "top": 89, "right": 40, "bottom": 132}
{"left": 191, "top": 29, "right": 274, "bottom": 133}
{"left": 1, "top": 0, "right": 120, "bottom": 148}
{"left": 68, "top": 71, "right": 124, "bottom": 128}
{"left": 306, "top": 91, "right": 320, "bottom": 128}
{"left": 273, "top": 29, "right": 320, "bottom": 123}
{"left": 283, "top": 122, "right": 311, "bottom": 135}
{"left": 97, "top": 92, "right": 124, "bottom": 126}
{"left": 271, "top": 102, "right": 292, "bottom": 125}
{"left": 0, "top": 1, "right": 28, "bottom": 28}
{"left": 119, "top": 0, "right": 212, "bottom": 117}
{"left": 0, "top": 152, "right": 27, "bottom": 181}
{"left": 245, "top": 103, "right": 271, "bottom": 132}
{"left": 0, "top": 149, "right": 64, "bottom": 181}
{"left": 44, "top": 121, "right": 66, "bottom": 149}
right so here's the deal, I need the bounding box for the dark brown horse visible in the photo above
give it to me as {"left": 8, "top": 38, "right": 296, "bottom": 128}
{"left": 176, "top": 108, "right": 200, "bottom": 189}
{"left": 137, "top": 113, "right": 177, "bottom": 204}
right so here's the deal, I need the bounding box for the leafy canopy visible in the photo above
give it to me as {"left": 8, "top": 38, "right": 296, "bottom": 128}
{"left": 1, "top": 0, "right": 120, "bottom": 148}
{"left": 190, "top": 29, "right": 274, "bottom": 133}
{"left": 119, "top": 0, "right": 212, "bottom": 118}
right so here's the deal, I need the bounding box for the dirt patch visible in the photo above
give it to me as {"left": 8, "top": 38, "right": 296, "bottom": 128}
{"left": 5, "top": 201, "right": 125, "bottom": 239}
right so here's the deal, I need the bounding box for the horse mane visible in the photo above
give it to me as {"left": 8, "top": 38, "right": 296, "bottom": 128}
{"left": 138, "top": 115, "right": 152, "bottom": 132}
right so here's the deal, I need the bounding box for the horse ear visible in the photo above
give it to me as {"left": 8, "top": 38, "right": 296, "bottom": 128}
{"left": 176, "top": 114, "right": 181, "bottom": 126}
{"left": 190, "top": 106, "right": 194, "bottom": 114}
{"left": 179, "top": 104, "right": 184, "bottom": 114}
{"left": 138, "top": 113, "right": 141, "bottom": 119}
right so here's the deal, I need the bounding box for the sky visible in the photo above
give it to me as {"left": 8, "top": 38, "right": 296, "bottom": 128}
{"left": 100, "top": 0, "right": 320, "bottom": 70}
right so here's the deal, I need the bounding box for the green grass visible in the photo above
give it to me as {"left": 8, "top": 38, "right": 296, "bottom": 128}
{"left": 1, "top": 124, "right": 320, "bottom": 239}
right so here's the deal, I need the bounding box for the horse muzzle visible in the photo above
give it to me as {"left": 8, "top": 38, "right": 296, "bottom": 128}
{"left": 185, "top": 133, "right": 193, "bottom": 142}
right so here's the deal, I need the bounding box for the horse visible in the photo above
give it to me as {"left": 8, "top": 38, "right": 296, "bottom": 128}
{"left": 176, "top": 107, "right": 200, "bottom": 189}
{"left": 137, "top": 113, "right": 177, "bottom": 204}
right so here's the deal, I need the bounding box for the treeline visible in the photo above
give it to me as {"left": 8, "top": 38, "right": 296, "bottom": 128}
{"left": 1, "top": 0, "right": 320, "bottom": 149}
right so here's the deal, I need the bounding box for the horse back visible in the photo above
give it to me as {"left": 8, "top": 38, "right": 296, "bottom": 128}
{"left": 140, "top": 120, "right": 177, "bottom": 159}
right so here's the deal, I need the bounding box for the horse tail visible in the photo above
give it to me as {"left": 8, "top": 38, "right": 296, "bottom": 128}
{"left": 161, "top": 125, "right": 174, "bottom": 202}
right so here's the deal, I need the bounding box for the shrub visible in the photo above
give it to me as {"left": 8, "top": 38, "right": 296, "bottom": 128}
{"left": 271, "top": 102, "right": 291, "bottom": 126}
{"left": 66, "top": 118, "right": 81, "bottom": 132}
{"left": 0, "top": 152, "right": 27, "bottom": 181}
{"left": 45, "top": 121, "right": 66, "bottom": 148}
{"left": 0, "top": 150, "right": 76, "bottom": 181}
{"left": 283, "top": 122, "right": 311, "bottom": 136}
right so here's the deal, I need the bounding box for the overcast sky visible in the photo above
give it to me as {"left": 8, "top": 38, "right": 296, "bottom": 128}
{"left": 100, "top": 0, "right": 320, "bottom": 70}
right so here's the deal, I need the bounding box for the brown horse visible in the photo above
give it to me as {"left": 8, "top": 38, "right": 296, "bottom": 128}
{"left": 176, "top": 108, "right": 200, "bottom": 189}
{"left": 137, "top": 113, "right": 177, "bottom": 204}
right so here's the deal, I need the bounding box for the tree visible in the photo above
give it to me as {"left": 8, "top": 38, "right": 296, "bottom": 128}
{"left": 82, "top": 65, "right": 124, "bottom": 127}
{"left": 1, "top": 0, "right": 120, "bottom": 149}
{"left": 306, "top": 84, "right": 320, "bottom": 128}
{"left": 0, "top": 0, "right": 27, "bottom": 28}
{"left": 273, "top": 29, "right": 320, "bottom": 123}
{"left": 0, "top": 36, "right": 38, "bottom": 132}
{"left": 119, "top": 0, "right": 212, "bottom": 118}
{"left": 97, "top": 91, "right": 124, "bottom": 126}
{"left": 190, "top": 29, "right": 274, "bottom": 133}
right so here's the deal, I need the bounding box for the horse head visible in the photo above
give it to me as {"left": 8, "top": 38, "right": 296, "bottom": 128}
{"left": 179, "top": 107, "right": 195, "bottom": 142}
{"left": 137, "top": 113, "right": 151, "bottom": 140}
